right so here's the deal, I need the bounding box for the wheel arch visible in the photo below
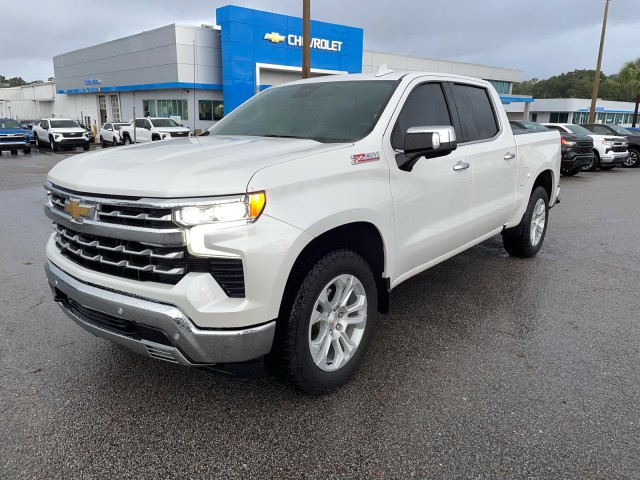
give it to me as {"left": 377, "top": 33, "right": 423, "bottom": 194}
{"left": 279, "top": 221, "right": 390, "bottom": 318}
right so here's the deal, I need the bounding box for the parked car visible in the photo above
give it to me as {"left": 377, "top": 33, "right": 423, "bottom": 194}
{"left": 19, "top": 120, "right": 37, "bottom": 143}
{"left": 0, "top": 118, "right": 31, "bottom": 154}
{"left": 32, "top": 118, "right": 90, "bottom": 151}
{"left": 99, "top": 122, "right": 129, "bottom": 147}
{"left": 580, "top": 124, "right": 640, "bottom": 168}
{"left": 77, "top": 123, "right": 96, "bottom": 143}
{"left": 119, "top": 117, "right": 192, "bottom": 144}
{"left": 625, "top": 126, "right": 640, "bottom": 134}
{"left": 510, "top": 121, "right": 593, "bottom": 176}
{"left": 44, "top": 72, "right": 561, "bottom": 394}
{"left": 543, "top": 123, "right": 628, "bottom": 171}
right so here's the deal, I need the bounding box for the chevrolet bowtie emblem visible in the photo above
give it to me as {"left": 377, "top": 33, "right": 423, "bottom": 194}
{"left": 64, "top": 199, "right": 94, "bottom": 222}
{"left": 264, "top": 32, "right": 286, "bottom": 43}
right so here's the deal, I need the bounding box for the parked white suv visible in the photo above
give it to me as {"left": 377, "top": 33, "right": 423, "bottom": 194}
{"left": 33, "top": 119, "right": 90, "bottom": 151}
{"left": 119, "top": 117, "right": 192, "bottom": 144}
{"left": 543, "top": 123, "right": 628, "bottom": 171}
{"left": 44, "top": 72, "right": 561, "bottom": 393}
{"left": 99, "top": 122, "right": 129, "bottom": 147}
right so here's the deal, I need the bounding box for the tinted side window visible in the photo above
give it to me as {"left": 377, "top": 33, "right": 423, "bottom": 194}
{"left": 135, "top": 119, "right": 145, "bottom": 128}
{"left": 104, "top": 123, "right": 111, "bottom": 130}
{"left": 451, "top": 84, "right": 499, "bottom": 142}
{"left": 391, "top": 83, "right": 452, "bottom": 150}
{"left": 546, "top": 125, "right": 564, "bottom": 133}
{"left": 592, "top": 125, "right": 611, "bottom": 135}
{"left": 144, "top": 120, "right": 152, "bottom": 129}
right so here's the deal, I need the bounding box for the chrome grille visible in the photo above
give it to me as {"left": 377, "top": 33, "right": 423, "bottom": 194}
{"left": 62, "top": 132, "right": 82, "bottom": 138}
{"left": 46, "top": 183, "right": 246, "bottom": 296}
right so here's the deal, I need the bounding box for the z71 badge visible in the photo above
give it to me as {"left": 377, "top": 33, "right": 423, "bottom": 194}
{"left": 351, "top": 152, "right": 380, "bottom": 165}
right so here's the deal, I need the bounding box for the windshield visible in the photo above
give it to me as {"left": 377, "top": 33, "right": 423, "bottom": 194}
{"left": 51, "top": 120, "right": 79, "bottom": 128}
{"left": 0, "top": 119, "right": 21, "bottom": 129}
{"left": 566, "top": 125, "right": 592, "bottom": 135}
{"left": 151, "top": 118, "right": 180, "bottom": 128}
{"left": 209, "top": 80, "right": 399, "bottom": 143}
{"left": 608, "top": 125, "right": 632, "bottom": 135}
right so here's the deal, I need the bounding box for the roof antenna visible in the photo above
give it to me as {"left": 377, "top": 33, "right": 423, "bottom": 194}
{"left": 375, "top": 64, "right": 394, "bottom": 77}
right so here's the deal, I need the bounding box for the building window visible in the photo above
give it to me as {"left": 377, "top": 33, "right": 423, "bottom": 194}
{"left": 199, "top": 100, "right": 224, "bottom": 121}
{"left": 531, "top": 113, "right": 538, "bottom": 122}
{"left": 488, "top": 80, "right": 510, "bottom": 94}
{"left": 549, "top": 112, "right": 569, "bottom": 123}
{"left": 142, "top": 99, "right": 188, "bottom": 120}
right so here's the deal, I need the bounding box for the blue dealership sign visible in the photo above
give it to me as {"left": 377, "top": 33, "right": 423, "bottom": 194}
{"left": 217, "top": 5, "right": 363, "bottom": 112}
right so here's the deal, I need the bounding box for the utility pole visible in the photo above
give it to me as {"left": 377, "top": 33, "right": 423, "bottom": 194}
{"left": 302, "top": 0, "right": 311, "bottom": 79}
{"left": 588, "top": 0, "right": 610, "bottom": 123}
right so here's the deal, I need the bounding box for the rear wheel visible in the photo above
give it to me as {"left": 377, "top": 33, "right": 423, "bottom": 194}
{"left": 623, "top": 148, "right": 639, "bottom": 168}
{"left": 582, "top": 151, "right": 599, "bottom": 172}
{"left": 123, "top": 135, "right": 132, "bottom": 145}
{"left": 503, "top": 186, "right": 549, "bottom": 258}
{"left": 278, "top": 250, "right": 377, "bottom": 395}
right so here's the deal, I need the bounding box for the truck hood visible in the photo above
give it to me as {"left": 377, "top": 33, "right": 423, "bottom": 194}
{"left": 47, "top": 135, "right": 348, "bottom": 197}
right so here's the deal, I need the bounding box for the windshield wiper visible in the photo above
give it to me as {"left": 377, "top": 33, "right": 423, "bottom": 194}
{"left": 262, "top": 134, "right": 304, "bottom": 139}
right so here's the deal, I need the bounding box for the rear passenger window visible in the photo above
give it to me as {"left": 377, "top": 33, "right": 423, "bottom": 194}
{"left": 135, "top": 119, "right": 145, "bottom": 128}
{"left": 451, "top": 84, "right": 499, "bottom": 142}
{"left": 391, "top": 83, "right": 452, "bottom": 150}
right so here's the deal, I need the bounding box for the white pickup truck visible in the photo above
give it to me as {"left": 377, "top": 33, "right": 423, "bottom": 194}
{"left": 44, "top": 71, "right": 560, "bottom": 394}
{"left": 119, "top": 117, "right": 192, "bottom": 144}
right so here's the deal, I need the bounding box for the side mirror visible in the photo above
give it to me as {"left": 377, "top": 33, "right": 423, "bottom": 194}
{"left": 397, "top": 125, "right": 457, "bottom": 171}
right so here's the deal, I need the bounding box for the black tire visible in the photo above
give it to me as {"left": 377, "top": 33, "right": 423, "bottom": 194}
{"left": 123, "top": 135, "right": 132, "bottom": 145}
{"left": 112, "top": 138, "right": 118, "bottom": 147}
{"left": 100, "top": 136, "right": 106, "bottom": 147}
{"left": 599, "top": 165, "right": 615, "bottom": 171}
{"left": 82, "top": 142, "right": 90, "bottom": 151}
{"left": 502, "top": 186, "right": 549, "bottom": 258}
{"left": 49, "top": 136, "right": 58, "bottom": 152}
{"left": 624, "top": 148, "right": 639, "bottom": 168}
{"left": 34, "top": 134, "right": 40, "bottom": 148}
{"left": 560, "top": 166, "right": 580, "bottom": 176}
{"left": 278, "top": 250, "right": 377, "bottom": 395}
{"left": 582, "top": 151, "right": 599, "bottom": 172}
{"left": 23, "top": 148, "right": 31, "bottom": 155}
{"left": 152, "top": 134, "right": 160, "bottom": 141}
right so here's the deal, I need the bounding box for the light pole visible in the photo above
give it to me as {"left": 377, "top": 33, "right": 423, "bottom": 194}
{"left": 302, "top": 0, "right": 311, "bottom": 79}
{"left": 588, "top": 0, "right": 610, "bottom": 123}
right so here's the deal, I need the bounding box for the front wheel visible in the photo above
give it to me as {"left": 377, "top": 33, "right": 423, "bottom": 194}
{"left": 623, "top": 148, "right": 639, "bottom": 168}
{"left": 503, "top": 186, "right": 549, "bottom": 258}
{"left": 582, "top": 151, "right": 599, "bottom": 172}
{"left": 82, "top": 142, "right": 90, "bottom": 151}
{"left": 560, "top": 166, "right": 580, "bottom": 176}
{"left": 278, "top": 250, "right": 377, "bottom": 394}
{"left": 50, "top": 137, "right": 58, "bottom": 152}
{"left": 23, "top": 148, "right": 31, "bottom": 154}
{"left": 34, "top": 134, "right": 40, "bottom": 148}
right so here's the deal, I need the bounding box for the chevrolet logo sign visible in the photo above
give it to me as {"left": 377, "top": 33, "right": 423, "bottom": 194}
{"left": 264, "top": 32, "right": 286, "bottom": 43}
{"left": 64, "top": 199, "right": 95, "bottom": 223}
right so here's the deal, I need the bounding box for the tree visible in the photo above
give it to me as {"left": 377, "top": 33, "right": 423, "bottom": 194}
{"left": 0, "top": 75, "right": 27, "bottom": 87}
{"left": 619, "top": 58, "right": 640, "bottom": 127}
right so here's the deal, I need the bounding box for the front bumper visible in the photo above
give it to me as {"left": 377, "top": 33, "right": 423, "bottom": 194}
{"left": 561, "top": 153, "right": 593, "bottom": 169}
{"left": 0, "top": 140, "right": 30, "bottom": 150}
{"left": 54, "top": 138, "right": 89, "bottom": 146}
{"left": 600, "top": 151, "right": 629, "bottom": 165}
{"left": 46, "top": 260, "right": 276, "bottom": 365}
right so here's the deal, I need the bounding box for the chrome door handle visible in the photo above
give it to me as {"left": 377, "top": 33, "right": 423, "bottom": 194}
{"left": 504, "top": 152, "right": 516, "bottom": 160}
{"left": 453, "top": 160, "right": 470, "bottom": 171}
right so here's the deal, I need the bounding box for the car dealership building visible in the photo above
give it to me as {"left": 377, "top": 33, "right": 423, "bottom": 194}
{"left": 1, "top": 5, "right": 530, "bottom": 133}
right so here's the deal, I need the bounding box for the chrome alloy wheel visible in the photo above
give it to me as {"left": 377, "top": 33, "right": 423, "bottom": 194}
{"left": 623, "top": 150, "right": 637, "bottom": 167}
{"left": 530, "top": 198, "right": 546, "bottom": 247}
{"left": 308, "top": 274, "right": 367, "bottom": 372}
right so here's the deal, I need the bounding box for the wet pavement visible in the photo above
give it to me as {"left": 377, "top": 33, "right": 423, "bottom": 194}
{"left": 1, "top": 149, "right": 639, "bottom": 479}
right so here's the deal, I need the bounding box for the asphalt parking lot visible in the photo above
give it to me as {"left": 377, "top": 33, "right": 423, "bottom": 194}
{"left": 1, "top": 148, "right": 639, "bottom": 479}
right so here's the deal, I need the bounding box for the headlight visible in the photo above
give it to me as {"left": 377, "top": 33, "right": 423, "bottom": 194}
{"left": 173, "top": 192, "right": 266, "bottom": 227}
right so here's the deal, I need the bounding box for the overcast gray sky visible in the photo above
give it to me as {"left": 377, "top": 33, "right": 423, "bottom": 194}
{"left": 2, "top": 0, "right": 639, "bottom": 82}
